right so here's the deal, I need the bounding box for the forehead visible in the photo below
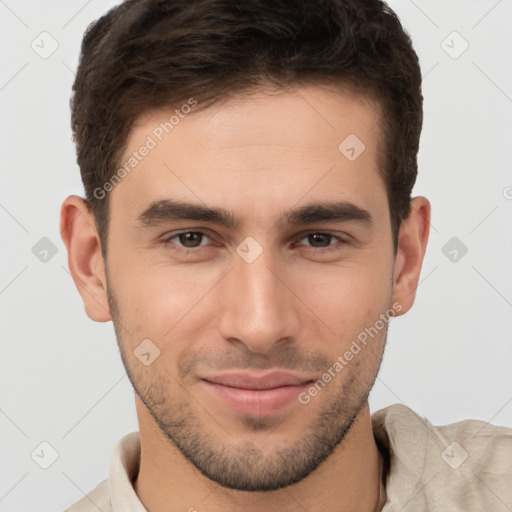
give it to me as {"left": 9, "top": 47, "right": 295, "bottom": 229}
{"left": 110, "top": 84, "right": 386, "bottom": 223}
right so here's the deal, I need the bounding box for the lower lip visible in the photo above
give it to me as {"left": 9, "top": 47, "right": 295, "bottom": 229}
{"left": 202, "top": 380, "right": 312, "bottom": 416}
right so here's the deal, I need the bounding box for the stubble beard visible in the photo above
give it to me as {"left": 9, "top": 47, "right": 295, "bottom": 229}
{"left": 106, "top": 278, "right": 386, "bottom": 491}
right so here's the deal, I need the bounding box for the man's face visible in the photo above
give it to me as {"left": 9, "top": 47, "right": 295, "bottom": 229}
{"left": 105, "top": 85, "right": 397, "bottom": 490}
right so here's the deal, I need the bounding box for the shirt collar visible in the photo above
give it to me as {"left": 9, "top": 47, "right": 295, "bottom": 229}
{"left": 108, "top": 431, "right": 146, "bottom": 511}
{"left": 107, "top": 404, "right": 443, "bottom": 511}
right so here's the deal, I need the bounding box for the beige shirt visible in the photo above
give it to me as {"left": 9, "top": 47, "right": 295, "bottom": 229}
{"left": 64, "top": 404, "right": 512, "bottom": 511}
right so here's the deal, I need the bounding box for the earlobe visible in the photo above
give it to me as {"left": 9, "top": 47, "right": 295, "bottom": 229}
{"left": 60, "top": 195, "right": 112, "bottom": 322}
{"left": 391, "top": 196, "right": 431, "bottom": 316}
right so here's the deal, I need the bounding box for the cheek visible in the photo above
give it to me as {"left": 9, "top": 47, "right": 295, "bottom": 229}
{"left": 113, "top": 266, "right": 220, "bottom": 368}
{"left": 292, "top": 259, "right": 392, "bottom": 335}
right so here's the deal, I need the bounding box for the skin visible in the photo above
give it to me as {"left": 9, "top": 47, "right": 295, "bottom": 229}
{"left": 61, "top": 84, "right": 430, "bottom": 512}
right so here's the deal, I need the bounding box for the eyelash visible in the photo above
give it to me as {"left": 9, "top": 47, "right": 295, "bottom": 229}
{"left": 160, "top": 230, "right": 348, "bottom": 254}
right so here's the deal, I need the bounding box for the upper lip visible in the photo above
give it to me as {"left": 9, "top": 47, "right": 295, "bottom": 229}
{"left": 202, "top": 371, "right": 313, "bottom": 390}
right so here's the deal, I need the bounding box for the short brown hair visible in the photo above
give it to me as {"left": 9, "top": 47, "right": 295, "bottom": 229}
{"left": 71, "top": 0, "right": 423, "bottom": 256}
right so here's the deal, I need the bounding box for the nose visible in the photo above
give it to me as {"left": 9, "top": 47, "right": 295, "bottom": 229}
{"left": 217, "top": 246, "right": 301, "bottom": 354}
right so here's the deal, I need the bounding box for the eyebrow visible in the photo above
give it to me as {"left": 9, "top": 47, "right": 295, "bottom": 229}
{"left": 136, "top": 199, "right": 372, "bottom": 229}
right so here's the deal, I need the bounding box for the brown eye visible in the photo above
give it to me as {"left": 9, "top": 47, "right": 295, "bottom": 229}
{"left": 163, "top": 231, "right": 211, "bottom": 248}
{"left": 297, "top": 233, "right": 341, "bottom": 248}
{"left": 178, "top": 232, "right": 204, "bottom": 247}
{"left": 306, "top": 233, "right": 333, "bottom": 247}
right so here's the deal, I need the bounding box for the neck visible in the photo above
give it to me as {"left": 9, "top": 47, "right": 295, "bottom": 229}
{"left": 133, "top": 397, "right": 385, "bottom": 512}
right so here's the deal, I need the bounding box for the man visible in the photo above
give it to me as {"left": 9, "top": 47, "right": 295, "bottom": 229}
{"left": 60, "top": 0, "right": 512, "bottom": 511}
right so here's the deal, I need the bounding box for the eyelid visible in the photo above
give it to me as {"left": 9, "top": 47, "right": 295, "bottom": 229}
{"left": 160, "top": 229, "right": 214, "bottom": 247}
{"left": 302, "top": 231, "right": 342, "bottom": 241}
{"left": 294, "top": 231, "right": 348, "bottom": 248}
{"left": 295, "top": 228, "right": 349, "bottom": 241}
{"left": 159, "top": 229, "right": 350, "bottom": 252}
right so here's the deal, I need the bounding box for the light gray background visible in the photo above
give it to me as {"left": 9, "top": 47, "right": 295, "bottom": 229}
{"left": 1, "top": 1, "right": 511, "bottom": 510}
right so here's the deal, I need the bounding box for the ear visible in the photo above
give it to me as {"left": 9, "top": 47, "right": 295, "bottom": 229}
{"left": 60, "top": 195, "right": 112, "bottom": 322}
{"left": 391, "top": 196, "right": 431, "bottom": 316}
